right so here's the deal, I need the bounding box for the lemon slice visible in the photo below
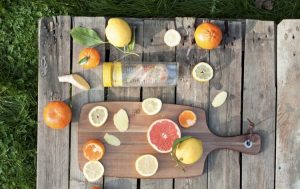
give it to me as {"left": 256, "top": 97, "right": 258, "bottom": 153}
{"left": 113, "top": 109, "right": 129, "bottom": 132}
{"left": 212, "top": 91, "right": 228, "bottom": 107}
{"left": 135, "top": 154, "right": 158, "bottom": 177}
{"left": 142, "top": 98, "right": 162, "bottom": 115}
{"left": 192, "top": 62, "right": 214, "bottom": 82}
{"left": 104, "top": 133, "right": 121, "bottom": 146}
{"left": 83, "top": 161, "right": 104, "bottom": 182}
{"left": 88, "top": 106, "right": 108, "bottom": 127}
{"left": 164, "top": 29, "right": 181, "bottom": 47}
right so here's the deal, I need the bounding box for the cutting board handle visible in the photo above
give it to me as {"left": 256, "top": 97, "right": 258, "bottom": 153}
{"left": 213, "top": 134, "right": 261, "bottom": 154}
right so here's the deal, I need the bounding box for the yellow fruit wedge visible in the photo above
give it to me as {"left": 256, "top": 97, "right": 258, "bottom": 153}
{"left": 135, "top": 154, "right": 158, "bottom": 177}
{"left": 83, "top": 161, "right": 104, "bottom": 182}
{"left": 192, "top": 62, "right": 214, "bottom": 82}
{"left": 212, "top": 91, "right": 228, "bottom": 107}
{"left": 142, "top": 98, "right": 162, "bottom": 115}
{"left": 104, "top": 133, "right": 121, "bottom": 146}
{"left": 164, "top": 29, "right": 181, "bottom": 47}
{"left": 88, "top": 106, "right": 108, "bottom": 127}
{"left": 58, "top": 74, "right": 90, "bottom": 90}
{"left": 113, "top": 109, "right": 129, "bottom": 132}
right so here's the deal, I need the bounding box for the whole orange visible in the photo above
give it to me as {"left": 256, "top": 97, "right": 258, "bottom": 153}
{"left": 194, "top": 22, "right": 222, "bottom": 50}
{"left": 43, "top": 101, "right": 72, "bottom": 129}
{"left": 78, "top": 48, "right": 100, "bottom": 69}
{"left": 91, "top": 186, "right": 101, "bottom": 189}
{"left": 83, "top": 139, "right": 105, "bottom": 161}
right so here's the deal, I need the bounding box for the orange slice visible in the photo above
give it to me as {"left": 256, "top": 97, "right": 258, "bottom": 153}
{"left": 83, "top": 139, "right": 105, "bottom": 161}
{"left": 178, "top": 110, "right": 197, "bottom": 128}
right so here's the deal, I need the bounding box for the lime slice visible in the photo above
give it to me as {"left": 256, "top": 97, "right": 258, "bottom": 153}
{"left": 212, "top": 91, "right": 228, "bottom": 107}
{"left": 164, "top": 29, "right": 181, "bottom": 47}
{"left": 88, "top": 106, "right": 108, "bottom": 127}
{"left": 192, "top": 62, "right": 214, "bottom": 82}
{"left": 83, "top": 161, "right": 104, "bottom": 182}
{"left": 142, "top": 98, "right": 162, "bottom": 115}
{"left": 135, "top": 154, "right": 158, "bottom": 177}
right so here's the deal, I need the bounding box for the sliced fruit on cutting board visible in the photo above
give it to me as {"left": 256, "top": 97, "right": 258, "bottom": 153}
{"left": 83, "top": 139, "right": 105, "bottom": 161}
{"left": 83, "top": 161, "right": 104, "bottom": 182}
{"left": 212, "top": 91, "right": 228, "bottom": 107}
{"left": 104, "top": 133, "right": 121, "bottom": 146}
{"left": 88, "top": 106, "right": 108, "bottom": 127}
{"left": 113, "top": 109, "right": 129, "bottom": 132}
{"left": 178, "top": 110, "right": 197, "bottom": 128}
{"left": 135, "top": 154, "right": 159, "bottom": 177}
{"left": 147, "top": 119, "right": 181, "bottom": 153}
{"left": 142, "top": 98, "right": 162, "bottom": 115}
{"left": 192, "top": 62, "right": 214, "bottom": 82}
{"left": 58, "top": 74, "right": 90, "bottom": 90}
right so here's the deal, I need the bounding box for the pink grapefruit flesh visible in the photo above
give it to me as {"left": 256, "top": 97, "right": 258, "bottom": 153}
{"left": 147, "top": 119, "right": 181, "bottom": 153}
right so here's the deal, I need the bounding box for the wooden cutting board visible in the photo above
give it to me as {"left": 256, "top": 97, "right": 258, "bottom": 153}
{"left": 78, "top": 101, "right": 261, "bottom": 178}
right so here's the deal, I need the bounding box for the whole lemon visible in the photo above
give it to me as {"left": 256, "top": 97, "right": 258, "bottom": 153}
{"left": 175, "top": 138, "right": 203, "bottom": 165}
{"left": 105, "top": 18, "right": 132, "bottom": 47}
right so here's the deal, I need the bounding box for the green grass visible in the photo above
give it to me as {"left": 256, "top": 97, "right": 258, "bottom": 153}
{"left": 0, "top": 0, "right": 299, "bottom": 188}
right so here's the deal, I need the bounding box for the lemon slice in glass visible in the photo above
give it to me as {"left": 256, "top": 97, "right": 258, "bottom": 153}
{"left": 192, "top": 62, "right": 214, "bottom": 82}
{"left": 83, "top": 161, "right": 104, "bottom": 182}
{"left": 164, "top": 29, "right": 181, "bottom": 47}
{"left": 135, "top": 154, "right": 158, "bottom": 177}
{"left": 88, "top": 106, "right": 108, "bottom": 127}
{"left": 142, "top": 98, "right": 162, "bottom": 115}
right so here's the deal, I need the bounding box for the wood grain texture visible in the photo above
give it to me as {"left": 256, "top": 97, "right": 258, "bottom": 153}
{"left": 78, "top": 101, "right": 260, "bottom": 178}
{"left": 276, "top": 20, "right": 300, "bottom": 189}
{"left": 141, "top": 19, "right": 176, "bottom": 189}
{"left": 242, "top": 20, "right": 276, "bottom": 189}
{"left": 104, "top": 18, "right": 143, "bottom": 189}
{"left": 69, "top": 17, "right": 106, "bottom": 189}
{"left": 37, "top": 16, "right": 71, "bottom": 189}
{"left": 208, "top": 20, "right": 242, "bottom": 189}
{"left": 174, "top": 17, "right": 209, "bottom": 189}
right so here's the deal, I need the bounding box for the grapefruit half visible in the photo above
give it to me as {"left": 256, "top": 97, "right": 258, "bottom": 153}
{"left": 147, "top": 119, "right": 181, "bottom": 153}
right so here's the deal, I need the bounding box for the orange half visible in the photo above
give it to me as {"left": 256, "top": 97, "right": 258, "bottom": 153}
{"left": 83, "top": 139, "right": 105, "bottom": 161}
{"left": 178, "top": 110, "right": 197, "bottom": 128}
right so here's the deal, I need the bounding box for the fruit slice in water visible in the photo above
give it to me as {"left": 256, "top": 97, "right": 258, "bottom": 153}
{"left": 142, "top": 98, "right": 162, "bottom": 115}
{"left": 113, "top": 109, "right": 129, "bottom": 132}
{"left": 164, "top": 29, "right": 181, "bottom": 47}
{"left": 192, "top": 62, "right": 213, "bottom": 82}
{"left": 178, "top": 110, "right": 197, "bottom": 128}
{"left": 83, "top": 139, "right": 105, "bottom": 161}
{"left": 104, "top": 133, "right": 121, "bottom": 146}
{"left": 83, "top": 161, "right": 104, "bottom": 182}
{"left": 88, "top": 106, "right": 108, "bottom": 127}
{"left": 212, "top": 91, "right": 228, "bottom": 107}
{"left": 147, "top": 119, "right": 181, "bottom": 153}
{"left": 135, "top": 154, "right": 159, "bottom": 177}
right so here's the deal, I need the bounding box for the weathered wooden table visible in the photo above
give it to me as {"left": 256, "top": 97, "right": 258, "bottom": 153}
{"left": 37, "top": 17, "right": 300, "bottom": 189}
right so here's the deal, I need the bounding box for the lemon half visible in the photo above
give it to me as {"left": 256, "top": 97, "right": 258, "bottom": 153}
{"left": 142, "top": 98, "right": 162, "bottom": 115}
{"left": 135, "top": 154, "right": 158, "bottom": 177}
{"left": 83, "top": 161, "right": 104, "bottom": 182}
{"left": 88, "top": 106, "right": 108, "bottom": 127}
{"left": 192, "top": 62, "right": 214, "bottom": 82}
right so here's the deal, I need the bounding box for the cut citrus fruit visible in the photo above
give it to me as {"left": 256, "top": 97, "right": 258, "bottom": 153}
{"left": 135, "top": 154, "right": 159, "bottom": 177}
{"left": 113, "top": 109, "right": 129, "bottom": 132}
{"left": 58, "top": 74, "right": 90, "bottom": 90}
{"left": 147, "top": 119, "right": 181, "bottom": 153}
{"left": 164, "top": 29, "right": 181, "bottom": 47}
{"left": 192, "top": 62, "right": 213, "bottom": 82}
{"left": 83, "top": 139, "right": 105, "bottom": 161}
{"left": 178, "top": 110, "right": 197, "bottom": 128}
{"left": 83, "top": 161, "right": 104, "bottom": 182}
{"left": 104, "top": 133, "right": 121, "bottom": 146}
{"left": 88, "top": 106, "right": 108, "bottom": 127}
{"left": 142, "top": 98, "right": 162, "bottom": 115}
{"left": 212, "top": 91, "right": 228, "bottom": 107}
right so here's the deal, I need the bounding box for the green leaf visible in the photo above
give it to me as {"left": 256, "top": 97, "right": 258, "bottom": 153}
{"left": 78, "top": 56, "right": 90, "bottom": 65}
{"left": 127, "top": 26, "right": 135, "bottom": 52}
{"left": 70, "top": 27, "right": 105, "bottom": 47}
{"left": 172, "top": 136, "right": 193, "bottom": 152}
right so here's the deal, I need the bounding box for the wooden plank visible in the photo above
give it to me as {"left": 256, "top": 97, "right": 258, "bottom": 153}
{"left": 174, "top": 17, "right": 209, "bottom": 189}
{"left": 242, "top": 20, "right": 276, "bottom": 189}
{"left": 37, "top": 16, "right": 71, "bottom": 189}
{"left": 208, "top": 20, "right": 242, "bottom": 189}
{"left": 69, "top": 17, "right": 106, "bottom": 189}
{"left": 104, "top": 18, "right": 143, "bottom": 189}
{"left": 140, "top": 19, "right": 175, "bottom": 189}
{"left": 276, "top": 19, "right": 300, "bottom": 189}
